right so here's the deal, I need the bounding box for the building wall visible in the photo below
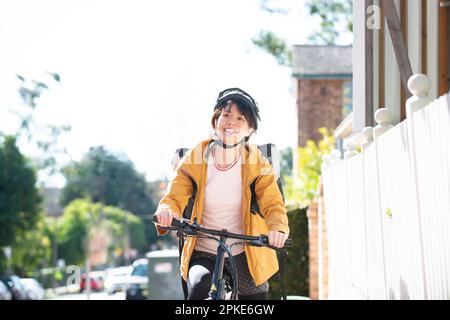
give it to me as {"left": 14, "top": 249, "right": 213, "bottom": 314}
{"left": 297, "top": 78, "right": 350, "bottom": 146}
{"left": 307, "top": 199, "right": 319, "bottom": 300}
{"left": 308, "top": 178, "right": 329, "bottom": 300}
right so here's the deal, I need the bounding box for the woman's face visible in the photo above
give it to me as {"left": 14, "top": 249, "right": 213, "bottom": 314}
{"left": 214, "top": 103, "right": 253, "bottom": 145}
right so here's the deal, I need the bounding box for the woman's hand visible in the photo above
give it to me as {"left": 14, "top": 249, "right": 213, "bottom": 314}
{"left": 268, "top": 231, "right": 288, "bottom": 248}
{"left": 154, "top": 206, "right": 176, "bottom": 227}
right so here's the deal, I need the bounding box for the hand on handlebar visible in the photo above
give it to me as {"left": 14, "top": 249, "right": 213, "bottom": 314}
{"left": 153, "top": 206, "right": 176, "bottom": 227}
{"left": 268, "top": 231, "right": 289, "bottom": 248}
{"left": 153, "top": 215, "right": 292, "bottom": 250}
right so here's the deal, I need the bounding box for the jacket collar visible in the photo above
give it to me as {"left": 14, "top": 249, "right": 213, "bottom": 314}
{"left": 183, "top": 138, "right": 261, "bottom": 185}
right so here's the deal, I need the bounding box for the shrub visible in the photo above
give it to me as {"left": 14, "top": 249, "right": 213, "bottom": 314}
{"left": 269, "top": 206, "right": 309, "bottom": 299}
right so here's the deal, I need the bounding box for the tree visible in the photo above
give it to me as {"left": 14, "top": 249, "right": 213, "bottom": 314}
{"left": 57, "top": 199, "right": 146, "bottom": 267}
{"left": 284, "top": 128, "right": 335, "bottom": 207}
{"left": 306, "top": 0, "right": 353, "bottom": 45}
{"left": 0, "top": 136, "right": 41, "bottom": 273}
{"left": 8, "top": 72, "right": 71, "bottom": 184}
{"left": 60, "top": 146, "right": 157, "bottom": 217}
{"left": 60, "top": 147, "right": 159, "bottom": 251}
{"left": 253, "top": 0, "right": 353, "bottom": 66}
{"left": 252, "top": 31, "right": 292, "bottom": 66}
{"left": 10, "top": 214, "right": 54, "bottom": 277}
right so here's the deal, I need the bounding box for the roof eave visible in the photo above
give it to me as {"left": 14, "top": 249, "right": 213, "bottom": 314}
{"left": 292, "top": 73, "right": 353, "bottom": 79}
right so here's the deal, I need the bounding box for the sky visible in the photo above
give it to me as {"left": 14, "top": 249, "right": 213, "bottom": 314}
{"left": 0, "top": 0, "right": 351, "bottom": 187}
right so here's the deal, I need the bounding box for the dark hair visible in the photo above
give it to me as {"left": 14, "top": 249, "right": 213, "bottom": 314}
{"left": 211, "top": 99, "right": 258, "bottom": 131}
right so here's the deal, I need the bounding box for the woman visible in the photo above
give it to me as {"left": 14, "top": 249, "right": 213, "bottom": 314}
{"left": 154, "top": 88, "right": 289, "bottom": 300}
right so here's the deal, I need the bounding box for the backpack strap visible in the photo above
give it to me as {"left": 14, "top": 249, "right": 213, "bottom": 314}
{"left": 250, "top": 143, "right": 285, "bottom": 218}
{"left": 250, "top": 181, "right": 265, "bottom": 219}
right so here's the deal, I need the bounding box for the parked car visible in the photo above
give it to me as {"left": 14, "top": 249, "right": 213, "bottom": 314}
{"left": 104, "top": 266, "right": 133, "bottom": 295}
{"left": 20, "top": 278, "right": 45, "bottom": 300}
{"left": 0, "top": 280, "right": 12, "bottom": 300}
{"left": 79, "top": 271, "right": 105, "bottom": 292}
{"left": 125, "top": 259, "right": 148, "bottom": 300}
{"left": 1, "top": 275, "right": 27, "bottom": 300}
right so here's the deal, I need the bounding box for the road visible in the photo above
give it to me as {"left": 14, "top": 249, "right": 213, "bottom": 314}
{"left": 48, "top": 291, "right": 126, "bottom": 300}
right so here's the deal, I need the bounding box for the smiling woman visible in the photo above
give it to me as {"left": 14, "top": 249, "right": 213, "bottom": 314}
{"left": 153, "top": 87, "right": 289, "bottom": 300}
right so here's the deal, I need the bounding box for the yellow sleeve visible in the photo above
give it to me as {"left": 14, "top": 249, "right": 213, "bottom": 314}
{"left": 156, "top": 164, "right": 194, "bottom": 235}
{"left": 254, "top": 158, "right": 290, "bottom": 235}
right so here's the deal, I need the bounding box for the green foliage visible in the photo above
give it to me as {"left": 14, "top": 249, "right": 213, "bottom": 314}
{"left": 284, "top": 128, "right": 335, "bottom": 207}
{"left": 256, "top": 0, "right": 353, "bottom": 66}
{"left": 100, "top": 203, "right": 147, "bottom": 254}
{"left": 260, "top": 0, "right": 293, "bottom": 14}
{"left": 56, "top": 199, "right": 146, "bottom": 266}
{"left": 60, "top": 146, "right": 157, "bottom": 217}
{"left": 280, "top": 147, "right": 293, "bottom": 179}
{"left": 269, "top": 207, "right": 309, "bottom": 299}
{"left": 56, "top": 200, "right": 90, "bottom": 266}
{"left": 306, "top": 0, "right": 353, "bottom": 45}
{"left": 252, "top": 31, "right": 292, "bottom": 66}
{"left": 10, "top": 214, "right": 54, "bottom": 276}
{"left": 10, "top": 72, "right": 71, "bottom": 181}
{"left": 0, "top": 136, "right": 41, "bottom": 247}
{"left": 60, "top": 146, "right": 159, "bottom": 251}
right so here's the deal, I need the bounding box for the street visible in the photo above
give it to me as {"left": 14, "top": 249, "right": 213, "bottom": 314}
{"left": 47, "top": 291, "right": 126, "bottom": 300}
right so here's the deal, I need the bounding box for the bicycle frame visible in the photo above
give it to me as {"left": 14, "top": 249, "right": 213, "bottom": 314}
{"left": 153, "top": 216, "right": 291, "bottom": 300}
{"left": 209, "top": 233, "right": 228, "bottom": 300}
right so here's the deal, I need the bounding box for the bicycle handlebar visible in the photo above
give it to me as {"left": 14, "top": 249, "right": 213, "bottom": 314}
{"left": 153, "top": 215, "right": 292, "bottom": 251}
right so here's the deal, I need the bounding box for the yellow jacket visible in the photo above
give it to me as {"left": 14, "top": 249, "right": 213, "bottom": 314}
{"left": 157, "top": 139, "right": 289, "bottom": 286}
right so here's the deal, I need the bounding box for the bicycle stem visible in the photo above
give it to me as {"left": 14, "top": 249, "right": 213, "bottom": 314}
{"left": 209, "top": 233, "right": 227, "bottom": 300}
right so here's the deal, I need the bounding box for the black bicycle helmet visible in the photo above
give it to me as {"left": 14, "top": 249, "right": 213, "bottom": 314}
{"left": 214, "top": 88, "right": 261, "bottom": 130}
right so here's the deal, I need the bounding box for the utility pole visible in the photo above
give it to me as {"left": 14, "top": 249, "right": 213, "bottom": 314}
{"left": 124, "top": 214, "right": 130, "bottom": 265}
{"left": 52, "top": 220, "right": 58, "bottom": 289}
{"left": 85, "top": 212, "right": 92, "bottom": 300}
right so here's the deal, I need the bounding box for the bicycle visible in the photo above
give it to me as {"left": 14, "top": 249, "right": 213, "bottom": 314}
{"left": 152, "top": 215, "right": 292, "bottom": 300}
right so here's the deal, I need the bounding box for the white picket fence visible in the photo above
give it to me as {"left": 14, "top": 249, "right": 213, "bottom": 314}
{"left": 322, "top": 75, "right": 450, "bottom": 300}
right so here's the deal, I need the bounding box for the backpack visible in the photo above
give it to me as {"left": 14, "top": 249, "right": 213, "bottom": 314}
{"left": 172, "top": 142, "right": 288, "bottom": 300}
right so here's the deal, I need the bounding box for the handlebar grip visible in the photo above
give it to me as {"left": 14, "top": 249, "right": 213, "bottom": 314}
{"left": 260, "top": 235, "right": 292, "bottom": 250}
{"left": 152, "top": 215, "right": 185, "bottom": 229}
{"left": 284, "top": 238, "right": 292, "bottom": 247}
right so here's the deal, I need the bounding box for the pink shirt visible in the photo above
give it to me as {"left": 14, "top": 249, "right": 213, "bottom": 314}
{"left": 194, "top": 148, "right": 245, "bottom": 256}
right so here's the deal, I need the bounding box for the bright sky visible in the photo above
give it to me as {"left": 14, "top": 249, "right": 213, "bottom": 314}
{"left": 0, "top": 0, "right": 350, "bottom": 187}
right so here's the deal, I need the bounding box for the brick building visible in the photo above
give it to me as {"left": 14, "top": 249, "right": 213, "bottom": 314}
{"left": 292, "top": 45, "right": 353, "bottom": 147}
{"left": 291, "top": 45, "right": 352, "bottom": 300}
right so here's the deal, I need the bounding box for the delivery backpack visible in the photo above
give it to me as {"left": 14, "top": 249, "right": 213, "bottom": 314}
{"left": 172, "top": 142, "right": 288, "bottom": 300}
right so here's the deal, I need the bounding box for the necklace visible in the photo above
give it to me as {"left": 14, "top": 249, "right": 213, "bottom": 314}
{"left": 212, "top": 147, "right": 240, "bottom": 171}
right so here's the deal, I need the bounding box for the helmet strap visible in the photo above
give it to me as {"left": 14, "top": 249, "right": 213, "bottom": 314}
{"left": 212, "top": 134, "right": 249, "bottom": 149}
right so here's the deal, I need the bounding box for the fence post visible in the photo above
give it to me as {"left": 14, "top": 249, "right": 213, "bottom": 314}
{"left": 373, "top": 108, "right": 394, "bottom": 139}
{"left": 322, "top": 154, "right": 331, "bottom": 169}
{"left": 372, "top": 107, "right": 394, "bottom": 299}
{"left": 406, "top": 74, "right": 432, "bottom": 116}
{"left": 344, "top": 139, "right": 359, "bottom": 159}
{"left": 361, "top": 127, "right": 374, "bottom": 151}
{"left": 330, "top": 149, "right": 342, "bottom": 165}
{"left": 405, "top": 73, "right": 432, "bottom": 299}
